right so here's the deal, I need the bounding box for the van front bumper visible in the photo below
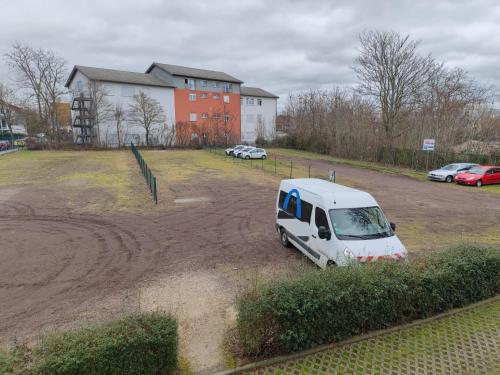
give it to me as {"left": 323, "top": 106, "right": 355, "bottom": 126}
{"left": 356, "top": 253, "right": 407, "bottom": 262}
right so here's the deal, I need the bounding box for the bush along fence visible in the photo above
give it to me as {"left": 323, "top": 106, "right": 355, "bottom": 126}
{"left": 237, "top": 244, "right": 500, "bottom": 356}
{"left": 207, "top": 146, "right": 337, "bottom": 182}
{"left": 0, "top": 313, "right": 178, "bottom": 375}
{"left": 131, "top": 142, "right": 158, "bottom": 205}
{"left": 271, "top": 136, "right": 500, "bottom": 171}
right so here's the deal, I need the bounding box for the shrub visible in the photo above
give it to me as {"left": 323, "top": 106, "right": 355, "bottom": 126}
{"left": 237, "top": 244, "right": 500, "bottom": 356}
{"left": 29, "top": 313, "right": 177, "bottom": 375}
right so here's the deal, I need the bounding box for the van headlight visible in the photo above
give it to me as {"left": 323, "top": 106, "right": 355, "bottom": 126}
{"left": 344, "top": 247, "right": 354, "bottom": 259}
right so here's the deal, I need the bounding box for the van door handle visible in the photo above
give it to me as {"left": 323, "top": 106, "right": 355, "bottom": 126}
{"left": 311, "top": 234, "right": 316, "bottom": 238}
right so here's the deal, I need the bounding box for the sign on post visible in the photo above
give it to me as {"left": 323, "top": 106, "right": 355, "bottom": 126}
{"left": 329, "top": 169, "right": 336, "bottom": 183}
{"left": 422, "top": 139, "right": 436, "bottom": 151}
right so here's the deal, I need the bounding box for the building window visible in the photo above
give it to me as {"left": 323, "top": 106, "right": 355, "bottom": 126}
{"left": 213, "top": 94, "right": 220, "bottom": 100}
{"left": 257, "top": 99, "right": 262, "bottom": 106}
{"left": 189, "top": 112, "right": 197, "bottom": 122}
{"left": 223, "top": 95, "right": 230, "bottom": 103}
{"left": 103, "top": 84, "right": 114, "bottom": 96}
{"left": 121, "top": 86, "right": 135, "bottom": 97}
{"left": 189, "top": 93, "right": 196, "bottom": 101}
{"left": 212, "top": 112, "right": 221, "bottom": 119}
{"left": 200, "top": 80, "right": 207, "bottom": 87}
{"left": 240, "top": 98, "right": 243, "bottom": 105}
{"left": 246, "top": 97, "right": 254, "bottom": 105}
{"left": 223, "top": 83, "right": 232, "bottom": 93}
{"left": 201, "top": 112, "right": 208, "bottom": 119}
{"left": 213, "top": 81, "right": 219, "bottom": 88}
{"left": 224, "top": 113, "right": 230, "bottom": 123}
{"left": 200, "top": 93, "right": 208, "bottom": 99}
{"left": 185, "top": 78, "right": 195, "bottom": 90}
{"left": 76, "top": 80, "right": 84, "bottom": 92}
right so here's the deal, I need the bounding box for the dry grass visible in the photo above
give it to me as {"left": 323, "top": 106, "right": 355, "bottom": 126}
{"left": 0, "top": 150, "right": 149, "bottom": 211}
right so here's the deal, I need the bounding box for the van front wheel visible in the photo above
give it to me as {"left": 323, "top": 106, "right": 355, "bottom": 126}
{"left": 280, "top": 229, "right": 291, "bottom": 248}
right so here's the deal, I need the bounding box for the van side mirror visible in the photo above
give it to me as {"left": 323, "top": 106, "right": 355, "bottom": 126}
{"left": 390, "top": 222, "right": 396, "bottom": 231}
{"left": 318, "top": 226, "right": 331, "bottom": 240}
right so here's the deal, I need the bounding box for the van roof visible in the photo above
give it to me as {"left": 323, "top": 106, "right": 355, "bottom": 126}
{"left": 280, "top": 178, "right": 378, "bottom": 209}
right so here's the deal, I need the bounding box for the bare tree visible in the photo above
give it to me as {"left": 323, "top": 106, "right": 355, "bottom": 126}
{"left": 5, "top": 43, "right": 67, "bottom": 146}
{"left": 112, "top": 103, "right": 125, "bottom": 147}
{"left": 160, "top": 121, "right": 176, "bottom": 147}
{"left": 86, "top": 81, "right": 113, "bottom": 146}
{"left": 128, "top": 91, "right": 165, "bottom": 147}
{"left": 354, "top": 30, "right": 434, "bottom": 146}
{"left": 0, "top": 83, "right": 17, "bottom": 145}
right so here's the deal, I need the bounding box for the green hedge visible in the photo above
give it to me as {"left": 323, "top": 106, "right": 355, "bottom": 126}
{"left": 2, "top": 313, "right": 178, "bottom": 375}
{"left": 237, "top": 245, "right": 500, "bottom": 356}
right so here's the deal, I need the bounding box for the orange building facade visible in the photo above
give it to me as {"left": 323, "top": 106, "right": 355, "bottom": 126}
{"left": 146, "top": 63, "right": 244, "bottom": 146}
{"left": 173, "top": 88, "right": 241, "bottom": 146}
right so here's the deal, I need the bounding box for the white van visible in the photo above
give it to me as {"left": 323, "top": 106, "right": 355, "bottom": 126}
{"left": 276, "top": 178, "right": 407, "bottom": 268}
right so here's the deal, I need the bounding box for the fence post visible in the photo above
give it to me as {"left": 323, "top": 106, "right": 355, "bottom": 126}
{"left": 308, "top": 165, "right": 311, "bottom": 178}
{"left": 274, "top": 157, "right": 277, "bottom": 174}
{"left": 290, "top": 160, "right": 293, "bottom": 178}
{"left": 261, "top": 158, "right": 264, "bottom": 169}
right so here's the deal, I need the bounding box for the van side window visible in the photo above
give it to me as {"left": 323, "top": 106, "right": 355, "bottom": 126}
{"left": 278, "top": 190, "right": 312, "bottom": 223}
{"left": 315, "top": 207, "right": 329, "bottom": 228}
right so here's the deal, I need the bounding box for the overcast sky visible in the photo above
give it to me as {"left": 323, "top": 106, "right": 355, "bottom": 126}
{"left": 1, "top": 0, "right": 500, "bottom": 108}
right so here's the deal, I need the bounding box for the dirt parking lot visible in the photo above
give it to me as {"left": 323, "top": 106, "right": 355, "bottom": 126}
{"left": 0, "top": 149, "right": 498, "bottom": 374}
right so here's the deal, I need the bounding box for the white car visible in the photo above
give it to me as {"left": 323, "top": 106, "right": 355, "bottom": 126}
{"left": 241, "top": 148, "right": 267, "bottom": 160}
{"left": 428, "top": 163, "right": 478, "bottom": 182}
{"left": 276, "top": 178, "right": 407, "bottom": 268}
{"left": 225, "top": 145, "right": 245, "bottom": 156}
{"left": 234, "top": 146, "right": 255, "bottom": 158}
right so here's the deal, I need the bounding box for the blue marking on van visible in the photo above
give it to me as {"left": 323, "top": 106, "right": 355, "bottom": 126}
{"left": 283, "top": 188, "right": 302, "bottom": 219}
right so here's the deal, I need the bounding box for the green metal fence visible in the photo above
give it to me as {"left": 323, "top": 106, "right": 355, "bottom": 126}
{"left": 207, "top": 146, "right": 337, "bottom": 182}
{"left": 131, "top": 142, "right": 158, "bottom": 205}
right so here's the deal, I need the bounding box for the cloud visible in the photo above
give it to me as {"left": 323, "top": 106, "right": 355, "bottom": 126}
{"left": 1, "top": 0, "right": 499, "bottom": 108}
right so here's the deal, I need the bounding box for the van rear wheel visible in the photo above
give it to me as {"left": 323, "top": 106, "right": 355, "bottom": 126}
{"left": 280, "top": 229, "right": 291, "bottom": 248}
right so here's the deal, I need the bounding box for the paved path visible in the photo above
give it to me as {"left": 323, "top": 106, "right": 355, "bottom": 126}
{"left": 241, "top": 300, "right": 500, "bottom": 375}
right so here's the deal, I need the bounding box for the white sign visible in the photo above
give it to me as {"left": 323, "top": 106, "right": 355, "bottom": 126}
{"left": 422, "top": 139, "right": 435, "bottom": 151}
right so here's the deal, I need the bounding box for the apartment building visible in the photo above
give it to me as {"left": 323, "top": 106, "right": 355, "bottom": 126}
{"left": 65, "top": 62, "right": 278, "bottom": 146}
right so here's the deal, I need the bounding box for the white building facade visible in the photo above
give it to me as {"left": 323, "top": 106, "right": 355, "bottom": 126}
{"left": 66, "top": 66, "right": 176, "bottom": 146}
{"left": 240, "top": 87, "right": 278, "bottom": 144}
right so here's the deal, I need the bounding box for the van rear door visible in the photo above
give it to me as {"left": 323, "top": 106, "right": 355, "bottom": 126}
{"left": 277, "top": 189, "right": 316, "bottom": 261}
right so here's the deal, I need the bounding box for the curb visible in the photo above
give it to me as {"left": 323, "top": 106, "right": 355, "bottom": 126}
{"left": 0, "top": 148, "right": 19, "bottom": 156}
{"left": 212, "top": 295, "right": 500, "bottom": 375}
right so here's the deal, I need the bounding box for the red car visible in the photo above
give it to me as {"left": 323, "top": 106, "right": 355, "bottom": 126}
{"left": 454, "top": 166, "right": 500, "bottom": 187}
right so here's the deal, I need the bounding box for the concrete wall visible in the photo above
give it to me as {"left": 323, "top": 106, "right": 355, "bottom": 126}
{"left": 68, "top": 70, "right": 176, "bottom": 146}
{"left": 240, "top": 96, "right": 277, "bottom": 143}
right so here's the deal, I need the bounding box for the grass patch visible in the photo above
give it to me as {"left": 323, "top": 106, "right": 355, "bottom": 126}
{"left": 267, "top": 148, "right": 426, "bottom": 180}
{"left": 0, "top": 150, "right": 150, "bottom": 210}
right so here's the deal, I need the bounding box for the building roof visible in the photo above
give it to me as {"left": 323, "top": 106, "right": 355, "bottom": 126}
{"left": 65, "top": 65, "right": 176, "bottom": 88}
{"left": 146, "top": 63, "right": 243, "bottom": 83}
{"left": 240, "top": 86, "right": 279, "bottom": 98}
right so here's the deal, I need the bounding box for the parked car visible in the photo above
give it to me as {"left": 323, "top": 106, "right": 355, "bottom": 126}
{"left": 454, "top": 166, "right": 500, "bottom": 187}
{"left": 276, "top": 178, "right": 407, "bottom": 268}
{"left": 14, "top": 138, "right": 26, "bottom": 147}
{"left": 0, "top": 140, "right": 10, "bottom": 151}
{"left": 225, "top": 144, "right": 245, "bottom": 156}
{"left": 241, "top": 148, "right": 267, "bottom": 160}
{"left": 234, "top": 146, "right": 255, "bottom": 158}
{"left": 427, "top": 163, "right": 478, "bottom": 182}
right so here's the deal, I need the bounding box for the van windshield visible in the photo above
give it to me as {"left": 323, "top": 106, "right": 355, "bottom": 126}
{"left": 329, "top": 207, "right": 393, "bottom": 240}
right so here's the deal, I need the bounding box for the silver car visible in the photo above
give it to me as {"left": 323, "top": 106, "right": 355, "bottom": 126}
{"left": 428, "top": 163, "right": 478, "bottom": 182}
